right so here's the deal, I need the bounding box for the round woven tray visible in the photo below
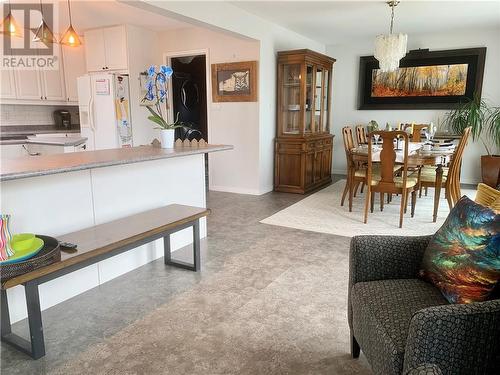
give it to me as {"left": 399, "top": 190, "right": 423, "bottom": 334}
{"left": 1, "top": 235, "right": 60, "bottom": 282}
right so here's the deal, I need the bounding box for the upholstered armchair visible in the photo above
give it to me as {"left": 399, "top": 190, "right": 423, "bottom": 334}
{"left": 348, "top": 235, "right": 500, "bottom": 375}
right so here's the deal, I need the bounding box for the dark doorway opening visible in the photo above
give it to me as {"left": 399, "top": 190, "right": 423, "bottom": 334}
{"left": 171, "top": 55, "right": 208, "bottom": 142}
{"left": 171, "top": 54, "right": 209, "bottom": 189}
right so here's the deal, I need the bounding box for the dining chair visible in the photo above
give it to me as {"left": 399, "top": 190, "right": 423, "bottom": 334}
{"left": 355, "top": 125, "right": 368, "bottom": 145}
{"left": 341, "top": 126, "right": 367, "bottom": 211}
{"left": 417, "top": 127, "right": 471, "bottom": 209}
{"left": 403, "top": 123, "right": 429, "bottom": 142}
{"left": 364, "top": 131, "right": 419, "bottom": 228}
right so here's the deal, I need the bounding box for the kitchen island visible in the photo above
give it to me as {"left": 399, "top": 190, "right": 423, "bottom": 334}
{"left": 1, "top": 144, "right": 232, "bottom": 323}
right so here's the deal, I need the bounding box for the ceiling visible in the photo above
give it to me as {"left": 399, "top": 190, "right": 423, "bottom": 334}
{"left": 232, "top": 1, "right": 500, "bottom": 45}
{"left": 29, "top": 0, "right": 191, "bottom": 34}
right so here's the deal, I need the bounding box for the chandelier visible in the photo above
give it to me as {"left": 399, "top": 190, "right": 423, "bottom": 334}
{"left": 374, "top": 1, "right": 408, "bottom": 72}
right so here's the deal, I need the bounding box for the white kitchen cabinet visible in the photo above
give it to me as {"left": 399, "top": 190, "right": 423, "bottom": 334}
{"left": 84, "top": 26, "right": 128, "bottom": 72}
{"left": 40, "top": 45, "right": 67, "bottom": 101}
{"left": 62, "top": 44, "right": 86, "bottom": 102}
{"left": 0, "top": 70, "right": 16, "bottom": 99}
{"left": 103, "top": 26, "right": 128, "bottom": 70}
{"left": 1, "top": 144, "right": 28, "bottom": 159}
{"left": 14, "top": 68, "right": 43, "bottom": 100}
{"left": 84, "top": 28, "right": 106, "bottom": 72}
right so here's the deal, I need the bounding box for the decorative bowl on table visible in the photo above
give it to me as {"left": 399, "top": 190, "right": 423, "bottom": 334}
{"left": 0, "top": 233, "right": 45, "bottom": 265}
{"left": 0, "top": 235, "right": 60, "bottom": 282}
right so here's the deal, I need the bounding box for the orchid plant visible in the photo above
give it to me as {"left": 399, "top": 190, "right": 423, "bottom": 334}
{"left": 142, "top": 65, "right": 189, "bottom": 130}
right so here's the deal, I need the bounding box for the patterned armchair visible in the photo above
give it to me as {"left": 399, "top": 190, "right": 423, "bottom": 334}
{"left": 348, "top": 235, "right": 500, "bottom": 375}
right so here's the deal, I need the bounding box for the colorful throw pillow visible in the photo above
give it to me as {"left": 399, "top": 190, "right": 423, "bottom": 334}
{"left": 420, "top": 196, "right": 500, "bottom": 304}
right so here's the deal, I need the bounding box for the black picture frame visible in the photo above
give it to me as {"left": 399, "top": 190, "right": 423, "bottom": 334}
{"left": 358, "top": 47, "right": 486, "bottom": 110}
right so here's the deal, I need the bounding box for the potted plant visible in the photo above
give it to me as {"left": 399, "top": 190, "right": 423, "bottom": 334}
{"left": 445, "top": 95, "right": 500, "bottom": 188}
{"left": 142, "top": 65, "right": 190, "bottom": 148}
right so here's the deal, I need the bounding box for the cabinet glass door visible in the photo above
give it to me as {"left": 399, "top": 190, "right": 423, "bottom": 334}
{"left": 281, "top": 64, "right": 301, "bottom": 134}
{"left": 305, "top": 65, "right": 313, "bottom": 133}
{"left": 322, "top": 70, "right": 329, "bottom": 132}
{"left": 314, "top": 68, "right": 323, "bottom": 132}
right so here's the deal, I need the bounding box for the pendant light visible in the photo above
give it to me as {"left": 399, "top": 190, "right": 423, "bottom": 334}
{"left": 374, "top": 1, "right": 408, "bottom": 72}
{"left": 32, "top": 0, "right": 55, "bottom": 44}
{"left": 0, "top": 0, "right": 23, "bottom": 38}
{"left": 60, "top": 0, "right": 81, "bottom": 47}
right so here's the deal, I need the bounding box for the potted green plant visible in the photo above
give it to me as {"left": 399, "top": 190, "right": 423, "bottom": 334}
{"left": 445, "top": 95, "right": 500, "bottom": 188}
{"left": 142, "top": 65, "right": 190, "bottom": 148}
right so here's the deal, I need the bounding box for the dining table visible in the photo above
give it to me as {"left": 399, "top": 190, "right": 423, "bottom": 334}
{"left": 350, "top": 143, "right": 455, "bottom": 222}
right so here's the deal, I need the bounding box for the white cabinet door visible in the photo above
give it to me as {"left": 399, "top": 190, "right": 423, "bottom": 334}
{"left": 0, "top": 70, "right": 16, "bottom": 99}
{"left": 84, "top": 28, "right": 106, "bottom": 72}
{"left": 62, "top": 44, "right": 86, "bottom": 102}
{"left": 40, "top": 44, "right": 66, "bottom": 101}
{"left": 103, "top": 26, "right": 128, "bottom": 71}
{"left": 14, "top": 68, "right": 43, "bottom": 100}
{"left": 1, "top": 144, "right": 27, "bottom": 159}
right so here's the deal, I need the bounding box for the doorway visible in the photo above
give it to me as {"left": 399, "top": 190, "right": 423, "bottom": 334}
{"left": 171, "top": 55, "right": 208, "bottom": 142}
{"left": 168, "top": 53, "right": 209, "bottom": 189}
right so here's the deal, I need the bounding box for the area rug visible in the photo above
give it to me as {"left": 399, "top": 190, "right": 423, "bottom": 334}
{"left": 261, "top": 180, "right": 476, "bottom": 237}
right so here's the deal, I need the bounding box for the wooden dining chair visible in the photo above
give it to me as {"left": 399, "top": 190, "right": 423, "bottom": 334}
{"left": 341, "top": 126, "right": 367, "bottom": 211}
{"left": 403, "top": 123, "right": 428, "bottom": 142}
{"left": 355, "top": 125, "right": 368, "bottom": 145}
{"left": 364, "top": 131, "right": 419, "bottom": 228}
{"left": 417, "top": 127, "right": 471, "bottom": 209}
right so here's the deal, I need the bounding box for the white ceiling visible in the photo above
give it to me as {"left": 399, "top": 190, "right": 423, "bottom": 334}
{"left": 40, "top": 0, "right": 191, "bottom": 34}
{"left": 231, "top": 1, "right": 500, "bottom": 45}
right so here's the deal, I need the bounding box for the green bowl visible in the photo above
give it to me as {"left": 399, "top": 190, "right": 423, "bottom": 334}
{"left": 11, "top": 233, "right": 36, "bottom": 252}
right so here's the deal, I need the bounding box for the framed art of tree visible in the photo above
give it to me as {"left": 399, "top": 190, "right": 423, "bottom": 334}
{"left": 358, "top": 47, "right": 486, "bottom": 110}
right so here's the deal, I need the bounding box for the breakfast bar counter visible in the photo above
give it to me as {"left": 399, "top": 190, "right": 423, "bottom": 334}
{"left": 1, "top": 144, "right": 232, "bottom": 323}
{"left": 1, "top": 144, "right": 233, "bottom": 181}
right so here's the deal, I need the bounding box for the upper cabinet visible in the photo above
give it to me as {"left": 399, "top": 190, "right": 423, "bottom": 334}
{"left": 62, "top": 44, "right": 86, "bottom": 102}
{"left": 1, "top": 42, "right": 85, "bottom": 104}
{"left": 14, "top": 68, "right": 43, "bottom": 100}
{"left": 84, "top": 26, "right": 128, "bottom": 72}
{"left": 277, "top": 50, "right": 335, "bottom": 137}
{"left": 0, "top": 70, "right": 16, "bottom": 99}
{"left": 40, "top": 44, "right": 66, "bottom": 101}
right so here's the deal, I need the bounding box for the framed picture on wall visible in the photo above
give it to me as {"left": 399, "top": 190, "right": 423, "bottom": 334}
{"left": 358, "top": 47, "right": 486, "bottom": 110}
{"left": 211, "top": 61, "right": 258, "bottom": 102}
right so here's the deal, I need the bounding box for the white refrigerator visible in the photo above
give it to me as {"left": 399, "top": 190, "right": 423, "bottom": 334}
{"left": 77, "top": 73, "right": 133, "bottom": 151}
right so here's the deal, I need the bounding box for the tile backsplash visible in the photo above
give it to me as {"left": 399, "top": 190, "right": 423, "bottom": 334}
{"left": 0, "top": 104, "right": 80, "bottom": 127}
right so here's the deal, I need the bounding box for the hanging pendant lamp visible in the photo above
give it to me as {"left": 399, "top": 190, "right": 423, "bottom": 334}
{"left": 374, "top": 1, "right": 408, "bottom": 72}
{"left": 0, "top": 0, "right": 23, "bottom": 38}
{"left": 60, "top": 0, "right": 81, "bottom": 47}
{"left": 32, "top": 0, "right": 55, "bottom": 44}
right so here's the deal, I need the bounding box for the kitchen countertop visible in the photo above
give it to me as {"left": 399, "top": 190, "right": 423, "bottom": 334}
{"left": 1, "top": 129, "right": 81, "bottom": 136}
{"left": 1, "top": 144, "right": 233, "bottom": 181}
{"left": 26, "top": 136, "right": 87, "bottom": 146}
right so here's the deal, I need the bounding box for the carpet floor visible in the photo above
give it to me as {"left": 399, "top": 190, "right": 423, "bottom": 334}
{"left": 1, "top": 185, "right": 371, "bottom": 375}
{"left": 261, "top": 180, "right": 476, "bottom": 236}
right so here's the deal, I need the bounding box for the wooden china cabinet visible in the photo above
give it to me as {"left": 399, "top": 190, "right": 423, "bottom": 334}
{"left": 274, "top": 49, "right": 336, "bottom": 194}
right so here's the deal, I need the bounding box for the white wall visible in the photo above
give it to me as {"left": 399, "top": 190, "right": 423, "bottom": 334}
{"left": 127, "top": 0, "right": 327, "bottom": 194}
{"left": 158, "top": 26, "right": 261, "bottom": 194}
{"left": 126, "top": 24, "right": 163, "bottom": 146}
{"left": 327, "top": 27, "right": 500, "bottom": 184}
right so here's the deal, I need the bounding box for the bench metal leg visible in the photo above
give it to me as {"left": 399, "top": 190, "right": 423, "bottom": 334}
{"left": 163, "top": 219, "right": 200, "bottom": 272}
{"left": 1, "top": 282, "right": 46, "bottom": 359}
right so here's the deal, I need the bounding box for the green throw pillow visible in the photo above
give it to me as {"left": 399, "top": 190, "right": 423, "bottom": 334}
{"left": 420, "top": 196, "right": 500, "bottom": 304}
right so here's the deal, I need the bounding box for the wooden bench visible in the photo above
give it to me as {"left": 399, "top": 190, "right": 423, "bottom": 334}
{"left": 1, "top": 204, "right": 210, "bottom": 359}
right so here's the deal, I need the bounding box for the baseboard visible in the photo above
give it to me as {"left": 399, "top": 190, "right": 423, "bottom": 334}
{"left": 332, "top": 169, "right": 347, "bottom": 176}
{"left": 209, "top": 185, "right": 263, "bottom": 195}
